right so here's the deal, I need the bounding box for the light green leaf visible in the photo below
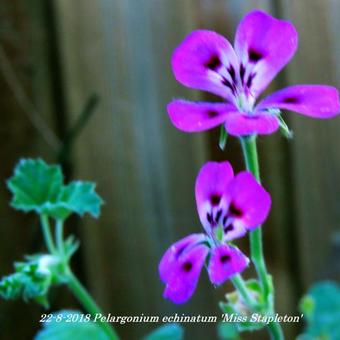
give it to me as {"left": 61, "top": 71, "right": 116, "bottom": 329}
{"left": 219, "top": 125, "right": 228, "bottom": 151}
{"left": 0, "top": 254, "right": 61, "bottom": 307}
{"left": 7, "top": 158, "right": 103, "bottom": 219}
{"left": 298, "top": 281, "right": 340, "bottom": 340}
{"left": 35, "top": 310, "right": 109, "bottom": 340}
{"left": 63, "top": 235, "right": 80, "bottom": 259}
{"left": 144, "top": 323, "right": 184, "bottom": 340}
{"left": 220, "top": 279, "right": 269, "bottom": 333}
{"left": 8, "top": 159, "right": 63, "bottom": 213}
{"left": 217, "top": 322, "right": 240, "bottom": 340}
{"left": 278, "top": 115, "right": 293, "bottom": 138}
{"left": 58, "top": 181, "right": 103, "bottom": 218}
{"left": 0, "top": 254, "right": 62, "bottom": 308}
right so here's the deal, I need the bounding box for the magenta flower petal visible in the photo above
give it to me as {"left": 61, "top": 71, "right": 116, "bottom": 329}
{"left": 159, "top": 233, "right": 207, "bottom": 283}
{"left": 257, "top": 85, "right": 340, "bottom": 118}
{"left": 167, "top": 100, "right": 237, "bottom": 132}
{"left": 226, "top": 172, "right": 271, "bottom": 232}
{"left": 234, "top": 10, "right": 298, "bottom": 97}
{"left": 225, "top": 113, "right": 279, "bottom": 136}
{"left": 172, "top": 30, "right": 239, "bottom": 102}
{"left": 208, "top": 244, "right": 249, "bottom": 285}
{"left": 195, "top": 161, "right": 234, "bottom": 233}
{"left": 163, "top": 244, "right": 209, "bottom": 304}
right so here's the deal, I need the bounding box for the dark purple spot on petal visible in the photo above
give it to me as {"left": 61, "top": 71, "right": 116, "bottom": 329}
{"left": 229, "top": 202, "right": 243, "bottom": 217}
{"left": 176, "top": 244, "right": 188, "bottom": 258}
{"left": 222, "top": 77, "right": 233, "bottom": 90}
{"left": 248, "top": 48, "right": 263, "bottom": 63}
{"left": 246, "top": 73, "right": 256, "bottom": 89}
{"left": 207, "top": 213, "right": 213, "bottom": 224}
{"left": 182, "top": 261, "right": 192, "bottom": 272}
{"left": 222, "top": 77, "right": 237, "bottom": 95}
{"left": 210, "top": 194, "right": 221, "bottom": 206}
{"left": 222, "top": 215, "right": 228, "bottom": 226}
{"left": 220, "top": 254, "right": 231, "bottom": 263}
{"left": 207, "top": 110, "right": 219, "bottom": 118}
{"left": 227, "top": 65, "right": 236, "bottom": 83}
{"left": 283, "top": 97, "right": 299, "bottom": 104}
{"left": 205, "top": 55, "right": 221, "bottom": 71}
{"left": 215, "top": 209, "right": 222, "bottom": 223}
{"left": 239, "top": 64, "right": 246, "bottom": 84}
{"left": 224, "top": 225, "right": 234, "bottom": 233}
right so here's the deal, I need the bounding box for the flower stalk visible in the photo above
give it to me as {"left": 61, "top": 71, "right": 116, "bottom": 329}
{"left": 40, "top": 215, "right": 57, "bottom": 255}
{"left": 240, "top": 135, "right": 283, "bottom": 340}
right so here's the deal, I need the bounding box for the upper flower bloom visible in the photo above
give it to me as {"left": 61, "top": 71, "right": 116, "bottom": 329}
{"left": 168, "top": 10, "right": 340, "bottom": 136}
{"left": 159, "top": 161, "right": 271, "bottom": 303}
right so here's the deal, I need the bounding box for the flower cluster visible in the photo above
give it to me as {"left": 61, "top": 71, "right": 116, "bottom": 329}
{"left": 159, "top": 9, "right": 340, "bottom": 306}
{"left": 159, "top": 161, "right": 270, "bottom": 303}
{"left": 167, "top": 10, "right": 340, "bottom": 136}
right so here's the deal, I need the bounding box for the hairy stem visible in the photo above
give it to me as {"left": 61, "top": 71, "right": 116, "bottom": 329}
{"left": 55, "top": 219, "right": 65, "bottom": 257}
{"left": 40, "top": 215, "right": 57, "bottom": 254}
{"left": 268, "top": 320, "right": 284, "bottom": 340}
{"left": 240, "top": 136, "right": 271, "bottom": 300}
{"left": 231, "top": 274, "right": 256, "bottom": 308}
{"left": 43, "top": 216, "right": 119, "bottom": 339}
{"left": 240, "top": 135, "right": 283, "bottom": 340}
{"left": 65, "top": 269, "right": 119, "bottom": 340}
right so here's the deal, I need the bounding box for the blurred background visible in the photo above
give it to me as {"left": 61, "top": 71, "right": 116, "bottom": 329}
{"left": 0, "top": 0, "right": 340, "bottom": 339}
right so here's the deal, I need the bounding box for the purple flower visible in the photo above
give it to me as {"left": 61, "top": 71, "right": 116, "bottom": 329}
{"left": 159, "top": 161, "right": 271, "bottom": 304}
{"left": 167, "top": 10, "right": 340, "bottom": 136}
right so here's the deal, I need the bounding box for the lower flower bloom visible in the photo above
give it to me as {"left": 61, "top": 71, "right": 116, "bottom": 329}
{"left": 158, "top": 161, "right": 271, "bottom": 304}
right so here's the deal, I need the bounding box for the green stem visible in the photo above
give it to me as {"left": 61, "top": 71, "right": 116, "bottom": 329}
{"left": 231, "top": 274, "right": 256, "bottom": 308}
{"left": 40, "top": 215, "right": 57, "bottom": 254}
{"left": 66, "top": 269, "right": 119, "bottom": 340}
{"left": 55, "top": 219, "right": 65, "bottom": 257}
{"left": 267, "top": 321, "right": 284, "bottom": 340}
{"left": 239, "top": 135, "right": 270, "bottom": 300}
{"left": 239, "top": 135, "right": 284, "bottom": 340}
{"left": 40, "top": 216, "right": 119, "bottom": 339}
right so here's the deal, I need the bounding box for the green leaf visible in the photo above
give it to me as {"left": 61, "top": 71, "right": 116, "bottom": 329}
{"left": 219, "top": 125, "right": 228, "bottom": 151}
{"left": 298, "top": 281, "right": 340, "bottom": 340}
{"left": 278, "top": 115, "right": 293, "bottom": 138}
{"left": 0, "top": 254, "right": 61, "bottom": 307}
{"left": 143, "top": 323, "right": 184, "bottom": 340}
{"left": 7, "top": 158, "right": 103, "bottom": 219}
{"left": 35, "top": 310, "right": 109, "bottom": 340}
{"left": 58, "top": 181, "right": 103, "bottom": 218}
{"left": 219, "top": 279, "right": 268, "bottom": 334}
{"left": 63, "top": 235, "right": 80, "bottom": 260}
{"left": 8, "top": 159, "right": 63, "bottom": 214}
{"left": 217, "top": 322, "right": 240, "bottom": 339}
